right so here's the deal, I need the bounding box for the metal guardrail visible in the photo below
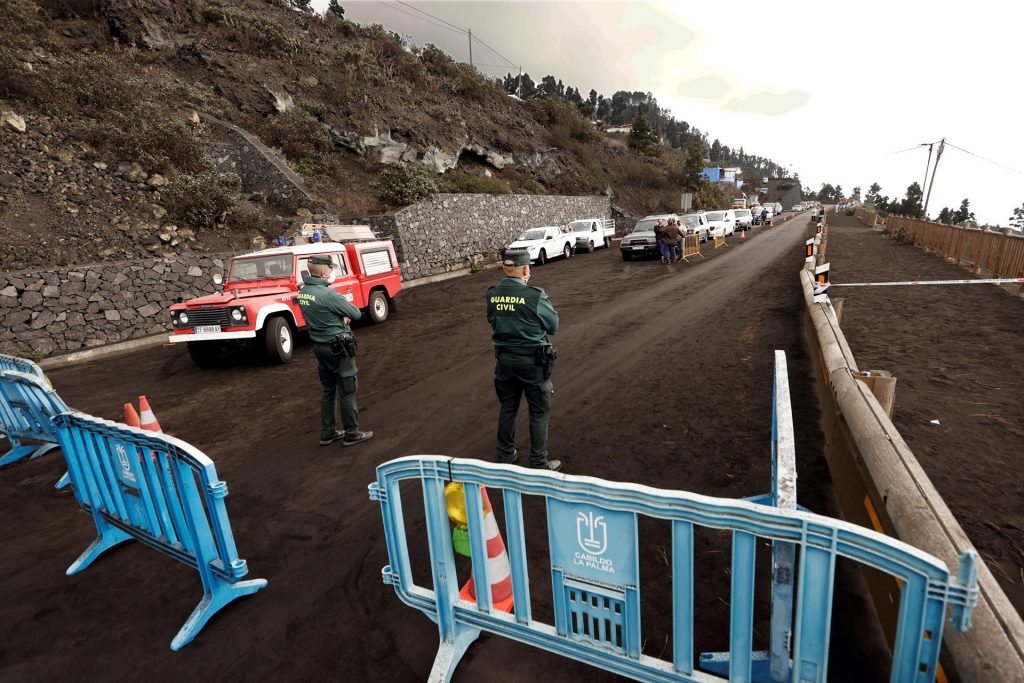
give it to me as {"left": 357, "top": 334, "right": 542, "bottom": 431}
{"left": 0, "top": 368, "right": 68, "bottom": 485}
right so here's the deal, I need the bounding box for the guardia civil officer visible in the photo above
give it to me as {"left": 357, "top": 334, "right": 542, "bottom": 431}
{"left": 486, "top": 251, "right": 561, "bottom": 471}
{"left": 297, "top": 254, "right": 374, "bottom": 447}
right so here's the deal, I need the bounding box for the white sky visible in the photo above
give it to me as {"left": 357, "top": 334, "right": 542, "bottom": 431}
{"left": 316, "top": 1, "right": 1023, "bottom": 225}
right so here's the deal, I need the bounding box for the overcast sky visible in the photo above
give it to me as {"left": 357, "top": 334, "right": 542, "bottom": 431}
{"left": 316, "top": 1, "right": 1022, "bottom": 225}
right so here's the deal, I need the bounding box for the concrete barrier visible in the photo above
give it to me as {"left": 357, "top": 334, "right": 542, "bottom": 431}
{"left": 800, "top": 243, "right": 1024, "bottom": 682}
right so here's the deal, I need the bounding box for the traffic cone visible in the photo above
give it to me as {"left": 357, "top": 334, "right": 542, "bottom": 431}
{"left": 446, "top": 484, "right": 515, "bottom": 613}
{"left": 741, "top": 228, "right": 746, "bottom": 239}
{"left": 124, "top": 402, "right": 141, "bottom": 428}
{"left": 138, "top": 395, "right": 162, "bottom": 433}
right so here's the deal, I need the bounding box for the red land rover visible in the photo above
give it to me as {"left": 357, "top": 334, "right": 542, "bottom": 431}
{"left": 168, "top": 241, "right": 401, "bottom": 366}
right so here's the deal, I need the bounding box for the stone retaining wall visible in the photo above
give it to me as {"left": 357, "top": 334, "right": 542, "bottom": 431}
{"left": 0, "top": 254, "right": 232, "bottom": 356}
{"left": 389, "top": 193, "right": 611, "bottom": 280}
{"left": 204, "top": 114, "right": 323, "bottom": 214}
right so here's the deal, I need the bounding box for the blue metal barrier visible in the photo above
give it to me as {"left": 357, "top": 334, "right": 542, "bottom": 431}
{"left": 370, "top": 352, "right": 978, "bottom": 683}
{"left": 53, "top": 411, "right": 267, "bottom": 650}
{"left": 0, "top": 368, "right": 67, "bottom": 469}
{"left": 0, "top": 353, "right": 49, "bottom": 380}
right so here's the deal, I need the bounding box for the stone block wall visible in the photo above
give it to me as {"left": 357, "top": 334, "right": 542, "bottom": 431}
{"left": 391, "top": 193, "right": 611, "bottom": 280}
{"left": 204, "top": 114, "right": 322, "bottom": 214}
{"left": 0, "top": 254, "right": 233, "bottom": 356}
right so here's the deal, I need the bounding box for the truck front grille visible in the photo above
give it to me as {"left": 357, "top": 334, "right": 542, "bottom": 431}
{"left": 185, "top": 308, "right": 232, "bottom": 326}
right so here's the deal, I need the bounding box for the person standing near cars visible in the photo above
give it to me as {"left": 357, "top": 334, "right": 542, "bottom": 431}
{"left": 297, "top": 254, "right": 374, "bottom": 448}
{"left": 486, "top": 251, "right": 561, "bottom": 471}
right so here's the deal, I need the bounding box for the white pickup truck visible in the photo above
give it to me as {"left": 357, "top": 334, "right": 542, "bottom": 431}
{"left": 568, "top": 218, "right": 615, "bottom": 252}
{"left": 505, "top": 226, "right": 575, "bottom": 265}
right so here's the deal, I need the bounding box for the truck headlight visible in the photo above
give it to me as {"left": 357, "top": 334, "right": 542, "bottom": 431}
{"left": 231, "top": 308, "right": 243, "bottom": 322}
{"left": 177, "top": 312, "right": 189, "bottom": 325}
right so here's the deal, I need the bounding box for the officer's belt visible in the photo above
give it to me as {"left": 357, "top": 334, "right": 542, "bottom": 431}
{"left": 495, "top": 347, "right": 542, "bottom": 358}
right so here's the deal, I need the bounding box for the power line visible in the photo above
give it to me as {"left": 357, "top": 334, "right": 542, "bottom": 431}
{"left": 393, "top": 0, "right": 467, "bottom": 34}
{"left": 374, "top": 1, "right": 466, "bottom": 36}
{"left": 471, "top": 33, "right": 518, "bottom": 70}
{"left": 884, "top": 143, "right": 936, "bottom": 156}
{"left": 945, "top": 141, "right": 1024, "bottom": 176}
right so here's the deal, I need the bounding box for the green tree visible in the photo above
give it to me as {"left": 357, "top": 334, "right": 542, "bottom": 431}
{"left": 952, "top": 198, "right": 975, "bottom": 224}
{"left": 851, "top": 185, "right": 862, "bottom": 200}
{"left": 682, "top": 140, "right": 705, "bottom": 192}
{"left": 709, "top": 138, "right": 722, "bottom": 163}
{"left": 865, "top": 182, "right": 882, "bottom": 205}
{"left": 628, "top": 108, "right": 660, "bottom": 157}
{"left": 937, "top": 207, "right": 952, "bottom": 224}
{"left": 899, "top": 182, "right": 924, "bottom": 218}
{"left": 327, "top": 0, "right": 345, "bottom": 18}
{"left": 1010, "top": 203, "right": 1024, "bottom": 230}
{"left": 834, "top": 184, "right": 844, "bottom": 201}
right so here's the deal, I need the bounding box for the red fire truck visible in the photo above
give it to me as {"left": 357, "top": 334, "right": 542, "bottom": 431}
{"left": 168, "top": 241, "right": 402, "bottom": 366}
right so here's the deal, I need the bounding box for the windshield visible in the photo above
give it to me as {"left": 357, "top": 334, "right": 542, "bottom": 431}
{"left": 518, "top": 229, "right": 548, "bottom": 241}
{"left": 706, "top": 211, "right": 727, "bottom": 221}
{"left": 679, "top": 215, "right": 702, "bottom": 227}
{"left": 736, "top": 210, "right": 751, "bottom": 217}
{"left": 632, "top": 218, "right": 664, "bottom": 233}
{"left": 228, "top": 254, "right": 294, "bottom": 282}
{"left": 570, "top": 221, "right": 593, "bottom": 232}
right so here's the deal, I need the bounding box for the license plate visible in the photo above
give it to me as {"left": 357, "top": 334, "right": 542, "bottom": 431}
{"left": 632, "top": 246, "right": 645, "bottom": 250}
{"left": 195, "top": 325, "right": 221, "bottom": 334}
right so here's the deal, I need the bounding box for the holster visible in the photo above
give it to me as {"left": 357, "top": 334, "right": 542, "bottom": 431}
{"left": 330, "top": 334, "right": 358, "bottom": 357}
{"left": 535, "top": 345, "right": 557, "bottom": 379}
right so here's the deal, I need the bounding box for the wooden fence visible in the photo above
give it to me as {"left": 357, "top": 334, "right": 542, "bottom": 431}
{"left": 853, "top": 207, "right": 880, "bottom": 226}
{"left": 886, "top": 216, "right": 1024, "bottom": 279}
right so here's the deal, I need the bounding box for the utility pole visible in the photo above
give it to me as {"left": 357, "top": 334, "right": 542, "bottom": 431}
{"left": 517, "top": 66, "right": 522, "bottom": 98}
{"left": 922, "top": 137, "right": 945, "bottom": 219}
{"left": 468, "top": 28, "right": 473, "bottom": 69}
{"left": 920, "top": 142, "right": 934, "bottom": 200}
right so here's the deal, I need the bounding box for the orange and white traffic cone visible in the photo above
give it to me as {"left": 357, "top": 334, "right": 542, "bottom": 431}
{"left": 124, "top": 402, "right": 142, "bottom": 428}
{"left": 457, "top": 487, "right": 514, "bottom": 613}
{"left": 138, "top": 395, "right": 162, "bottom": 433}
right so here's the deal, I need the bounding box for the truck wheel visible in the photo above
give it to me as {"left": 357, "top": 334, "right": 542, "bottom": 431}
{"left": 187, "top": 342, "right": 220, "bottom": 368}
{"left": 563, "top": 244, "right": 572, "bottom": 259}
{"left": 264, "top": 316, "right": 293, "bottom": 364}
{"left": 587, "top": 241, "right": 595, "bottom": 253}
{"left": 368, "top": 289, "right": 389, "bottom": 323}
{"left": 621, "top": 252, "right": 633, "bottom": 261}
{"left": 537, "top": 249, "right": 547, "bottom": 265}
{"left": 604, "top": 237, "right": 612, "bottom": 248}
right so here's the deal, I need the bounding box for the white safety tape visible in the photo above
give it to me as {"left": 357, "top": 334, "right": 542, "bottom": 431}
{"left": 831, "top": 278, "right": 1024, "bottom": 288}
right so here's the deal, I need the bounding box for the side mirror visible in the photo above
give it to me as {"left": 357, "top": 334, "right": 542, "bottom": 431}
{"left": 213, "top": 273, "right": 223, "bottom": 286}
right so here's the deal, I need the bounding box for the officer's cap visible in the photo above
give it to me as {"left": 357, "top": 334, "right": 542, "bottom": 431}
{"left": 309, "top": 254, "right": 333, "bottom": 265}
{"left": 503, "top": 251, "right": 531, "bottom": 267}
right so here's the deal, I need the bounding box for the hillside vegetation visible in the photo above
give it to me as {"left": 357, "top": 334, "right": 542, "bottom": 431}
{"left": 0, "top": 0, "right": 785, "bottom": 269}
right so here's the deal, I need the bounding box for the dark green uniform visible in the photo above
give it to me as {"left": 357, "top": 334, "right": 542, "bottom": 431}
{"left": 486, "top": 276, "right": 559, "bottom": 467}
{"left": 296, "top": 270, "right": 363, "bottom": 441}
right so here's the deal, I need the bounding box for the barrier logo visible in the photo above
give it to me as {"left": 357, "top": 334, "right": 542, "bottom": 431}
{"left": 115, "top": 443, "right": 137, "bottom": 484}
{"left": 576, "top": 511, "right": 607, "bottom": 556}
{"left": 548, "top": 499, "right": 638, "bottom": 587}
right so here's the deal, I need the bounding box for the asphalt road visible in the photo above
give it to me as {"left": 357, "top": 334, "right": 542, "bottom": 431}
{"left": 0, "top": 214, "right": 888, "bottom": 681}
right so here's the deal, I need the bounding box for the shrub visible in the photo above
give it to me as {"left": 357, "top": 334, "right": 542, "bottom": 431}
{"left": 203, "top": 2, "right": 297, "bottom": 54}
{"left": 262, "top": 107, "right": 331, "bottom": 162}
{"left": 891, "top": 226, "right": 913, "bottom": 243}
{"left": 449, "top": 175, "right": 511, "bottom": 195}
{"left": 373, "top": 163, "right": 438, "bottom": 206}
{"left": 163, "top": 171, "right": 242, "bottom": 227}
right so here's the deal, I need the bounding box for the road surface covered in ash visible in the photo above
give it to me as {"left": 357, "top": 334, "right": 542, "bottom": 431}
{"left": 1, "top": 215, "right": 889, "bottom": 681}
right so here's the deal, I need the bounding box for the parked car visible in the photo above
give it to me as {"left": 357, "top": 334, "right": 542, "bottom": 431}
{"left": 569, "top": 218, "right": 615, "bottom": 252}
{"left": 679, "top": 212, "right": 710, "bottom": 242}
{"left": 734, "top": 208, "right": 753, "bottom": 231}
{"left": 773, "top": 202, "right": 783, "bottom": 215}
{"left": 705, "top": 209, "right": 737, "bottom": 237}
{"left": 753, "top": 207, "right": 774, "bottom": 226}
{"left": 505, "top": 226, "right": 575, "bottom": 265}
{"left": 169, "top": 241, "right": 402, "bottom": 366}
{"left": 619, "top": 214, "right": 678, "bottom": 260}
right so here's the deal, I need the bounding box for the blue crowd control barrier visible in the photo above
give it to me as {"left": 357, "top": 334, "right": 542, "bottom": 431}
{"left": 0, "top": 353, "right": 49, "bottom": 380}
{"left": 0, "top": 368, "right": 68, "bottom": 470}
{"left": 53, "top": 411, "right": 267, "bottom": 650}
{"left": 371, "top": 352, "right": 979, "bottom": 683}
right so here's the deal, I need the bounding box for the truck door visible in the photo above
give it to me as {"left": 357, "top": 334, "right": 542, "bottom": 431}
{"left": 330, "top": 252, "right": 362, "bottom": 308}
